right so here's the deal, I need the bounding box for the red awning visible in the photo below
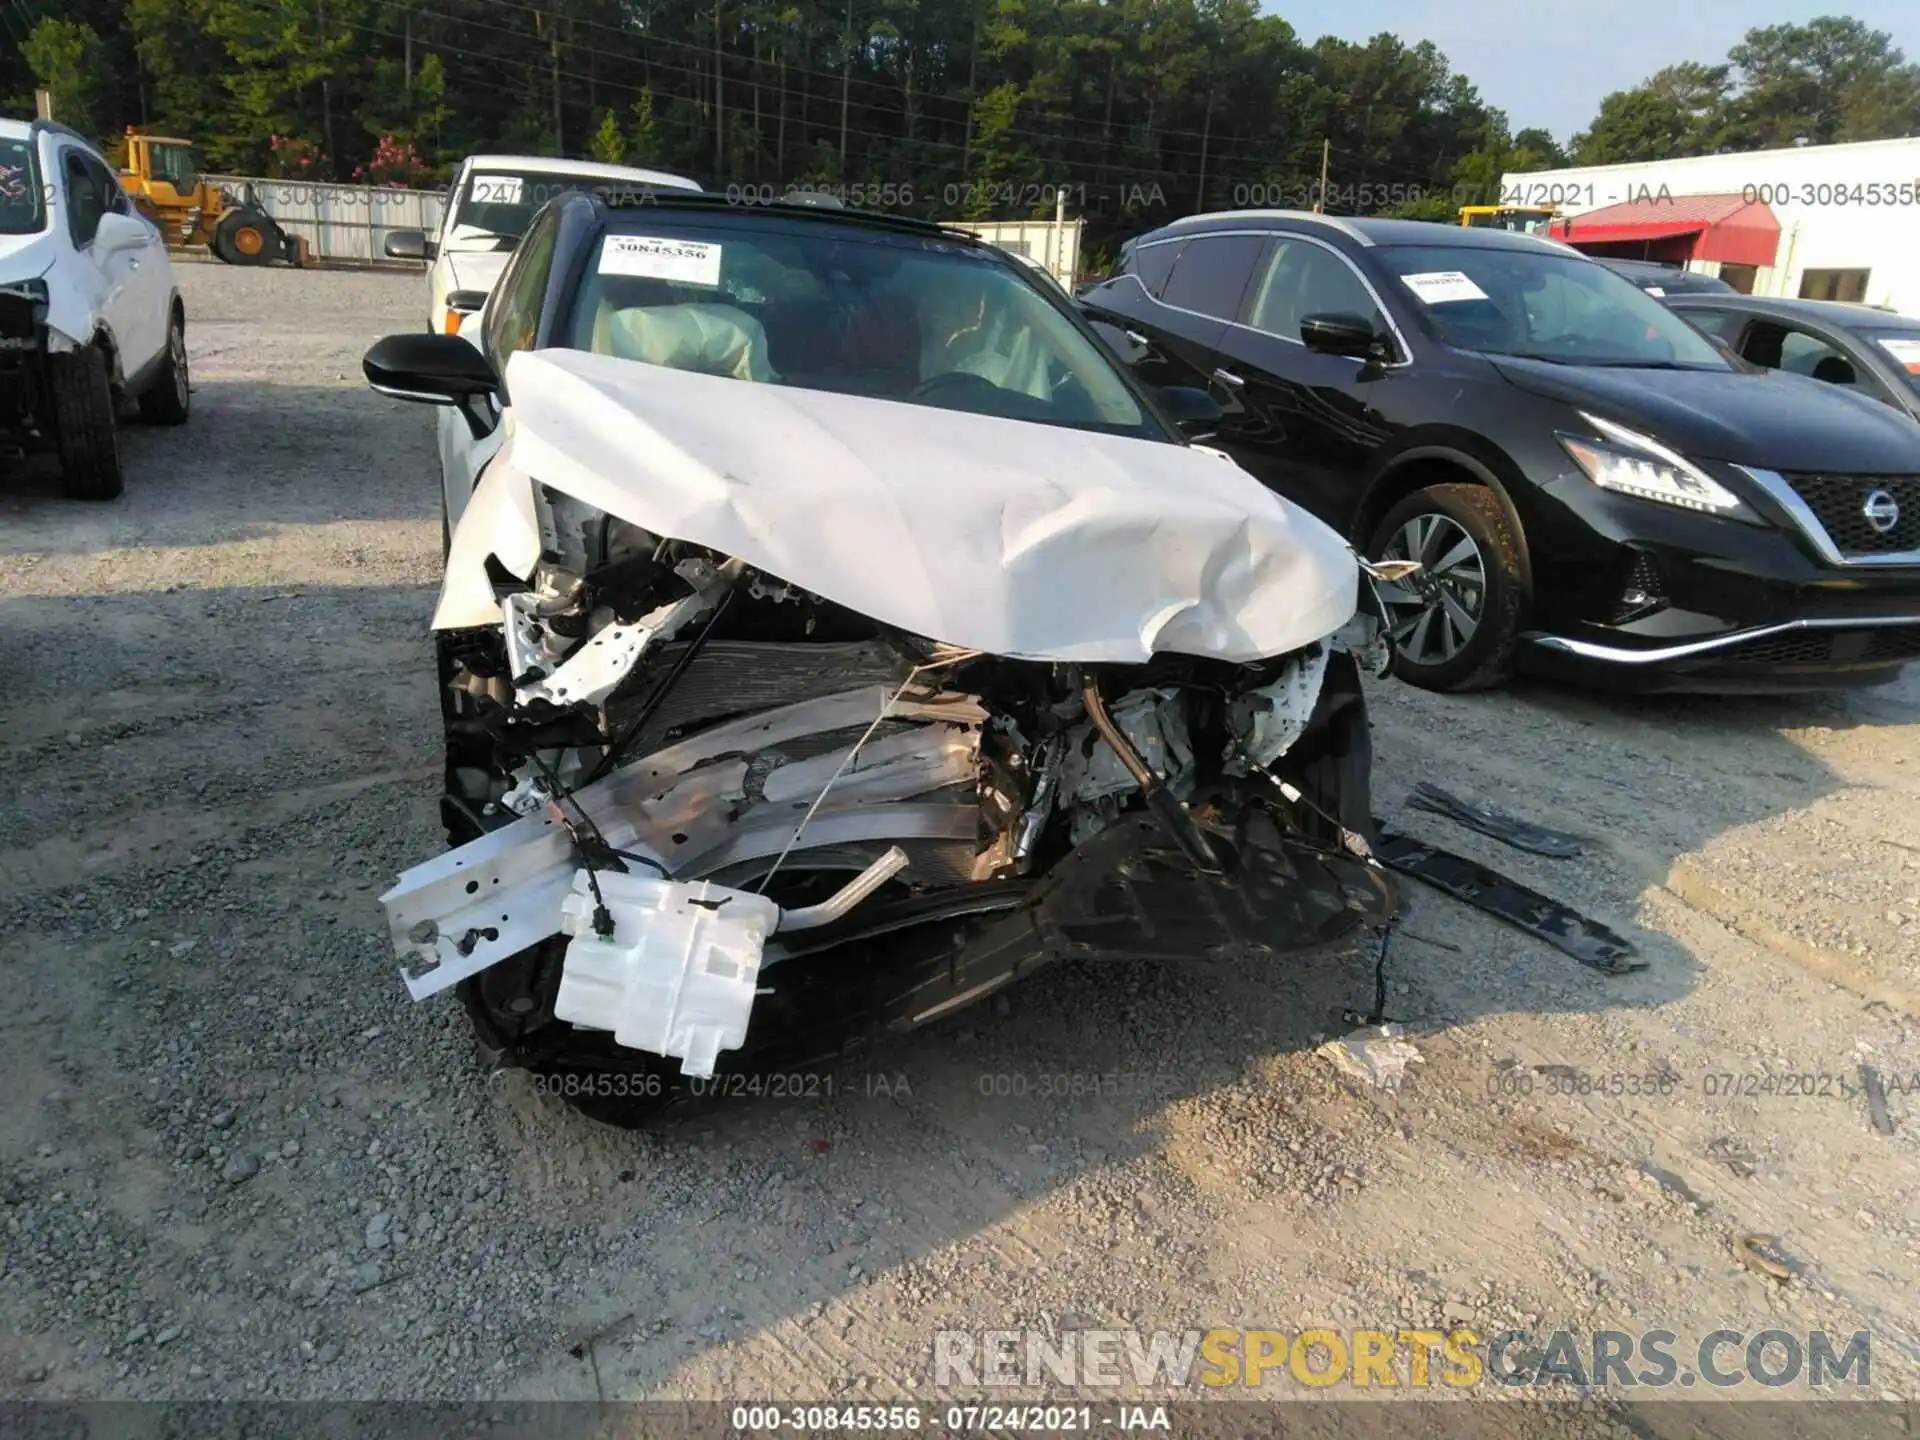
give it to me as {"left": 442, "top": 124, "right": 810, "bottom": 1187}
{"left": 1551, "top": 194, "right": 1780, "bottom": 268}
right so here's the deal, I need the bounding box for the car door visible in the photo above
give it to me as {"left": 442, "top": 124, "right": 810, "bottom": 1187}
{"left": 58, "top": 148, "right": 155, "bottom": 372}
{"left": 89, "top": 152, "right": 169, "bottom": 370}
{"left": 1736, "top": 318, "right": 1902, "bottom": 410}
{"left": 438, "top": 202, "right": 561, "bottom": 531}
{"left": 1082, "top": 232, "right": 1264, "bottom": 399}
{"left": 1207, "top": 233, "right": 1396, "bottom": 527}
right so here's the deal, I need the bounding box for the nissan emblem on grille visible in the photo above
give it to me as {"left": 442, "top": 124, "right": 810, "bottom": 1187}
{"left": 1864, "top": 489, "right": 1901, "bottom": 535}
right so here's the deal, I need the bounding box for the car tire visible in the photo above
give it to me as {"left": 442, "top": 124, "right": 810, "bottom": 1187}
{"left": 50, "top": 345, "right": 124, "bottom": 501}
{"left": 137, "top": 308, "right": 191, "bottom": 425}
{"left": 212, "top": 209, "right": 275, "bottom": 265}
{"left": 1366, "top": 482, "right": 1525, "bottom": 693}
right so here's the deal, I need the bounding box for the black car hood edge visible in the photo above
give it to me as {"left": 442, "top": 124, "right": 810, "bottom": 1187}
{"left": 1490, "top": 355, "right": 1920, "bottom": 473}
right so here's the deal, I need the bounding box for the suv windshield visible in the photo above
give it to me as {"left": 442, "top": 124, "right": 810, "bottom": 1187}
{"left": 451, "top": 169, "right": 684, "bottom": 244}
{"left": 1377, "top": 244, "right": 1730, "bottom": 369}
{"left": 564, "top": 219, "right": 1156, "bottom": 437}
{"left": 0, "top": 139, "right": 45, "bottom": 235}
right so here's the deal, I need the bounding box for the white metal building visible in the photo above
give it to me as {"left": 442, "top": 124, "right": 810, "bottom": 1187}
{"left": 1502, "top": 136, "right": 1920, "bottom": 313}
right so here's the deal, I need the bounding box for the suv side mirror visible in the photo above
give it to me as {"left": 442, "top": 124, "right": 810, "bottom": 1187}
{"left": 94, "top": 210, "right": 152, "bottom": 256}
{"left": 384, "top": 229, "right": 429, "bottom": 261}
{"left": 1301, "top": 311, "right": 1384, "bottom": 358}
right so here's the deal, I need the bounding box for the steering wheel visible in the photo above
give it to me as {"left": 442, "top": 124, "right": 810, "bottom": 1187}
{"left": 911, "top": 370, "right": 1004, "bottom": 404}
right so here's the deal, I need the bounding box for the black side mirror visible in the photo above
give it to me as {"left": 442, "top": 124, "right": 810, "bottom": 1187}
{"left": 383, "top": 229, "right": 428, "bottom": 261}
{"left": 366, "top": 333, "right": 501, "bottom": 439}
{"left": 365, "top": 332, "right": 499, "bottom": 402}
{"left": 1300, "top": 311, "right": 1384, "bottom": 358}
{"left": 446, "top": 289, "right": 488, "bottom": 318}
{"left": 1157, "top": 385, "right": 1223, "bottom": 436}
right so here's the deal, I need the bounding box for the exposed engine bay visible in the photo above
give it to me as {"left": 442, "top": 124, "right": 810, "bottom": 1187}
{"left": 380, "top": 348, "right": 1403, "bottom": 1122}
{"left": 386, "top": 515, "right": 1397, "bottom": 1119}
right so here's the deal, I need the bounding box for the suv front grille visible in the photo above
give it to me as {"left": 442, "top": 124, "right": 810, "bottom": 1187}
{"left": 1782, "top": 473, "right": 1920, "bottom": 556}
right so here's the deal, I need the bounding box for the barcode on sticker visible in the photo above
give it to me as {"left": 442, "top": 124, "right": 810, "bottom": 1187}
{"left": 471, "top": 175, "right": 524, "bottom": 204}
{"left": 1399, "top": 271, "right": 1490, "bottom": 305}
{"left": 599, "top": 235, "right": 724, "bottom": 286}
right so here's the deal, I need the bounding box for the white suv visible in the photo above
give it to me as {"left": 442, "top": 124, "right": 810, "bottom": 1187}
{"left": 382, "top": 154, "right": 700, "bottom": 334}
{"left": 0, "top": 119, "right": 188, "bottom": 499}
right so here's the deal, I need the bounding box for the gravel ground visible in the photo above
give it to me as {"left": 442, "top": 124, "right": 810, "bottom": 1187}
{"left": 2, "top": 262, "right": 1918, "bottom": 1423}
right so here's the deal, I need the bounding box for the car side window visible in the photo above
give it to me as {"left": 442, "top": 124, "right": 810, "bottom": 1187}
{"left": 1678, "top": 308, "right": 1745, "bottom": 343}
{"left": 63, "top": 151, "right": 108, "bottom": 247}
{"left": 1744, "top": 322, "right": 1858, "bottom": 386}
{"left": 1245, "top": 239, "right": 1383, "bottom": 343}
{"left": 1127, "top": 239, "right": 1186, "bottom": 299}
{"left": 483, "top": 205, "right": 561, "bottom": 373}
{"left": 1159, "top": 234, "right": 1264, "bottom": 321}
{"left": 84, "top": 155, "right": 132, "bottom": 218}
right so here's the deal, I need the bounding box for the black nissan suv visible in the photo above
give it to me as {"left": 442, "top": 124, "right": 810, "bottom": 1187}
{"left": 1081, "top": 212, "right": 1920, "bottom": 693}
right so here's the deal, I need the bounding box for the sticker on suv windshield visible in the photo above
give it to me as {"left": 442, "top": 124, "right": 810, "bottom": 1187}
{"left": 471, "top": 175, "right": 525, "bottom": 205}
{"left": 1877, "top": 337, "right": 1920, "bottom": 374}
{"left": 600, "top": 235, "right": 724, "bottom": 287}
{"left": 1399, "top": 271, "right": 1490, "bottom": 305}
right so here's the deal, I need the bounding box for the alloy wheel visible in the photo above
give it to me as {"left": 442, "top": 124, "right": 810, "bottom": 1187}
{"left": 1375, "top": 512, "right": 1487, "bottom": 666}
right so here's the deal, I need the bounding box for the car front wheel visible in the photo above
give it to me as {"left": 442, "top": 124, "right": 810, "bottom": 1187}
{"left": 1366, "top": 482, "right": 1525, "bottom": 692}
{"left": 50, "top": 345, "right": 124, "bottom": 501}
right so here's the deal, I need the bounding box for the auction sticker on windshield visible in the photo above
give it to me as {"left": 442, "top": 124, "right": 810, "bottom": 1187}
{"left": 1400, "top": 271, "right": 1490, "bottom": 305}
{"left": 1877, "top": 337, "right": 1920, "bottom": 374}
{"left": 472, "top": 175, "right": 525, "bottom": 204}
{"left": 600, "top": 235, "right": 724, "bottom": 286}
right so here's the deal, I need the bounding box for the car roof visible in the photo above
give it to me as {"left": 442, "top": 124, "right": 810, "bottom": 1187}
{"left": 463, "top": 154, "right": 701, "bottom": 190}
{"left": 1146, "top": 209, "right": 1568, "bottom": 253}
{"left": 1663, "top": 293, "right": 1918, "bottom": 329}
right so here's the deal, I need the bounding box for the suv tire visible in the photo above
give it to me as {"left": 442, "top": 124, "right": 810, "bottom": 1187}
{"left": 1366, "top": 483, "right": 1525, "bottom": 692}
{"left": 51, "top": 345, "right": 124, "bottom": 501}
{"left": 138, "top": 309, "right": 191, "bottom": 425}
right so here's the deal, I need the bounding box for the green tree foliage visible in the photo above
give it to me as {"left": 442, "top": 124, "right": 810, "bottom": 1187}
{"left": 22, "top": 18, "right": 111, "bottom": 138}
{"left": 589, "top": 107, "right": 626, "bottom": 164}
{"left": 1571, "top": 18, "right": 1920, "bottom": 165}
{"left": 4, "top": 3, "right": 1914, "bottom": 251}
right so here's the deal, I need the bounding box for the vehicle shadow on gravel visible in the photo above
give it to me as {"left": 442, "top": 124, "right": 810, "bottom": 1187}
{"left": 506, "top": 669, "right": 1898, "bottom": 1398}
{"left": 0, "top": 380, "right": 437, "bottom": 556}
{"left": 1, "top": 572, "right": 1888, "bottom": 1404}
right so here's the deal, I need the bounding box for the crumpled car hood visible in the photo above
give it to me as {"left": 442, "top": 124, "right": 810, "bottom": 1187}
{"left": 437, "top": 348, "right": 1359, "bottom": 663}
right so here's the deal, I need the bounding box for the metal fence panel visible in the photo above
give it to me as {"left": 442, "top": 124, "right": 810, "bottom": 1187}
{"left": 205, "top": 176, "right": 446, "bottom": 262}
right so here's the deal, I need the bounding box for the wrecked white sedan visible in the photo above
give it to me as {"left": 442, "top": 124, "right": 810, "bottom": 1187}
{"left": 363, "top": 190, "right": 1399, "bottom": 1124}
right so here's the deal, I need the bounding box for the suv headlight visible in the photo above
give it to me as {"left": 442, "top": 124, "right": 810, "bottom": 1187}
{"left": 1558, "top": 411, "right": 1757, "bottom": 520}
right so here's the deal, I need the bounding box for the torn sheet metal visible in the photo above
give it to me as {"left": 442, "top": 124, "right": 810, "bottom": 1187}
{"left": 434, "top": 348, "right": 1359, "bottom": 662}
{"left": 1372, "top": 826, "right": 1642, "bottom": 973}
{"left": 380, "top": 685, "right": 985, "bottom": 999}
{"left": 1405, "top": 783, "right": 1584, "bottom": 858}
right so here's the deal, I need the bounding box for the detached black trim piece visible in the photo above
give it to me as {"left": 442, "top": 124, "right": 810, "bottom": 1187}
{"left": 1372, "top": 826, "right": 1643, "bottom": 973}
{"left": 1405, "top": 783, "right": 1584, "bottom": 858}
